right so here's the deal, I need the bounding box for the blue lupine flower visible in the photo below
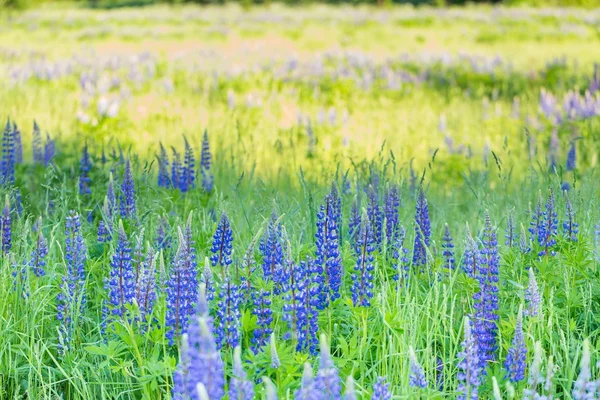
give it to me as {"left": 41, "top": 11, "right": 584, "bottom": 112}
{"left": 566, "top": 141, "right": 576, "bottom": 171}
{"left": 241, "top": 231, "right": 259, "bottom": 299}
{"left": 251, "top": 287, "right": 273, "bottom": 353}
{"left": 210, "top": 212, "right": 233, "bottom": 273}
{"left": 106, "top": 173, "right": 117, "bottom": 219}
{"left": 200, "top": 130, "right": 213, "bottom": 193}
{"left": 314, "top": 335, "right": 342, "bottom": 399}
{"left": 538, "top": 190, "right": 558, "bottom": 256}
{"left": 157, "top": 143, "right": 170, "bottom": 188}
{"left": 348, "top": 198, "right": 361, "bottom": 246}
{"left": 12, "top": 122, "right": 22, "bottom": 164}
{"left": 202, "top": 258, "right": 215, "bottom": 302}
{"left": 171, "top": 148, "right": 181, "bottom": 189}
{"left": 504, "top": 307, "right": 527, "bottom": 383}
{"left": 229, "top": 346, "right": 254, "bottom": 400}
{"left": 344, "top": 376, "right": 357, "bottom": 400}
{"left": 524, "top": 268, "right": 541, "bottom": 317}
{"left": 1, "top": 120, "right": 16, "bottom": 185}
{"left": 32, "top": 121, "right": 43, "bottom": 164}
{"left": 120, "top": 159, "right": 136, "bottom": 219}
{"left": 263, "top": 377, "right": 278, "bottom": 400}
{"left": 472, "top": 212, "right": 499, "bottom": 371}
{"left": 30, "top": 228, "right": 48, "bottom": 277}
{"left": 351, "top": 212, "right": 375, "bottom": 307}
{"left": 283, "top": 259, "right": 319, "bottom": 355}
{"left": 572, "top": 339, "right": 595, "bottom": 400}
{"left": 215, "top": 276, "right": 242, "bottom": 350}
{"left": 563, "top": 191, "right": 578, "bottom": 242}
{"left": 44, "top": 133, "right": 55, "bottom": 166}
{"left": 79, "top": 143, "right": 92, "bottom": 196}
{"left": 314, "top": 188, "right": 342, "bottom": 309}
{"left": 98, "top": 200, "right": 113, "bottom": 243}
{"left": 392, "top": 226, "right": 410, "bottom": 283}
{"left": 457, "top": 317, "right": 482, "bottom": 400}
{"left": 367, "top": 185, "right": 383, "bottom": 248}
{"left": 519, "top": 224, "right": 530, "bottom": 254}
{"left": 106, "top": 221, "right": 135, "bottom": 318}
{"left": 1, "top": 195, "right": 11, "bottom": 254}
{"left": 180, "top": 137, "right": 196, "bottom": 192}
{"left": 101, "top": 145, "right": 107, "bottom": 165}
{"left": 384, "top": 185, "right": 400, "bottom": 247}
{"left": 329, "top": 183, "right": 342, "bottom": 230}
{"left": 409, "top": 346, "right": 428, "bottom": 388}
{"left": 371, "top": 377, "right": 392, "bottom": 400}
{"left": 260, "top": 211, "right": 285, "bottom": 292}
{"left": 132, "top": 229, "right": 146, "bottom": 288}
{"left": 505, "top": 211, "right": 518, "bottom": 248}
{"left": 442, "top": 223, "right": 455, "bottom": 271}
{"left": 270, "top": 333, "right": 280, "bottom": 368}
{"left": 296, "top": 363, "right": 319, "bottom": 400}
{"left": 413, "top": 189, "right": 431, "bottom": 267}
{"left": 462, "top": 225, "right": 478, "bottom": 278}
{"left": 155, "top": 216, "right": 171, "bottom": 253}
{"left": 136, "top": 246, "right": 156, "bottom": 322}
{"left": 166, "top": 226, "right": 198, "bottom": 344}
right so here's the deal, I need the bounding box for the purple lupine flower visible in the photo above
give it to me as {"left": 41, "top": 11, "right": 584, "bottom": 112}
{"left": 200, "top": 130, "right": 213, "bottom": 193}
{"left": 472, "top": 212, "right": 499, "bottom": 370}
{"left": 171, "top": 148, "right": 181, "bottom": 189}
{"left": 413, "top": 188, "right": 431, "bottom": 267}
{"left": 12, "top": 122, "right": 22, "bottom": 164}
{"left": 505, "top": 211, "right": 518, "bottom": 248}
{"left": 283, "top": 259, "right": 319, "bottom": 355}
{"left": 442, "top": 223, "right": 455, "bottom": 271}
{"left": 538, "top": 190, "right": 558, "bottom": 256}
{"left": 251, "top": 287, "right": 273, "bottom": 353}
{"left": 314, "top": 335, "right": 342, "bottom": 399}
{"left": 314, "top": 188, "right": 342, "bottom": 309}
{"left": 384, "top": 185, "right": 400, "bottom": 248}
{"left": 563, "top": 191, "right": 578, "bottom": 242}
{"left": 270, "top": 333, "right": 280, "bottom": 368}
{"left": 1, "top": 120, "right": 16, "bottom": 185}
{"left": 79, "top": 142, "right": 92, "bottom": 196}
{"left": 348, "top": 198, "right": 361, "bottom": 246}
{"left": 1, "top": 195, "right": 11, "bottom": 254}
{"left": 504, "top": 307, "right": 527, "bottom": 383}
{"left": 260, "top": 211, "right": 285, "bottom": 292}
{"left": 157, "top": 143, "right": 170, "bottom": 188}
{"left": 166, "top": 226, "right": 198, "bottom": 344}
{"left": 524, "top": 268, "right": 541, "bottom": 317}
{"left": 136, "top": 245, "right": 157, "bottom": 322}
{"left": 366, "top": 185, "right": 383, "bottom": 248}
{"left": 523, "top": 341, "right": 549, "bottom": 399}
{"left": 44, "top": 133, "right": 55, "bottom": 166}
{"left": 590, "top": 63, "right": 599, "bottom": 93}
{"left": 106, "top": 173, "right": 117, "bottom": 219}
{"left": 457, "top": 317, "right": 482, "bottom": 400}
{"left": 98, "top": 200, "right": 113, "bottom": 243}
{"left": 180, "top": 137, "right": 196, "bottom": 192}
{"left": 101, "top": 145, "right": 106, "bottom": 165}
{"left": 30, "top": 229, "right": 48, "bottom": 277}
{"left": 263, "top": 377, "right": 278, "bottom": 400}
{"left": 392, "top": 226, "right": 410, "bottom": 283}
{"left": 202, "top": 258, "right": 215, "bottom": 303}
{"left": 32, "top": 121, "right": 44, "bottom": 164}
{"left": 215, "top": 276, "right": 242, "bottom": 350}
{"left": 351, "top": 212, "right": 375, "bottom": 307}
{"left": 229, "top": 346, "right": 254, "bottom": 400}
{"left": 132, "top": 229, "right": 145, "bottom": 290}
{"left": 296, "top": 363, "right": 319, "bottom": 400}
{"left": 529, "top": 198, "right": 543, "bottom": 244}
{"left": 572, "top": 339, "right": 596, "bottom": 400}
{"left": 155, "top": 216, "right": 171, "bottom": 253}
{"left": 409, "top": 346, "right": 428, "bottom": 388}
{"left": 240, "top": 232, "right": 259, "bottom": 300}
{"left": 566, "top": 141, "right": 576, "bottom": 172}
{"left": 344, "top": 376, "right": 357, "bottom": 400}
{"left": 462, "top": 225, "right": 478, "bottom": 278}
{"left": 371, "top": 377, "right": 392, "bottom": 400}
{"left": 119, "top": 159, "right": 136, "bottom": 219}
{"left": 106, "top": 221, "right": 135, "bottom": 318}
{"left": 519, "top": 224, "right": 530, "bottom": 254}
{"left": 210, "top": 212, "right": 233, "bottom": 274}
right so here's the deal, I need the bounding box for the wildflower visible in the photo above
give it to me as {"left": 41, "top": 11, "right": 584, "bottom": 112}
{"left": 200, "top": 130, "right": 213, "bottom": 193}
{"left": 392, "top": 226, "right": 410, "bottom": 283}
{"left": 315, "top": 188, "right": 342, "bottom": 309}
{"left": 119, "top": 159, "right": 136, "bottom": 219}
{"left": 348, "top": 198, "right": 361, "bottom": 245}
{"left": 523, "top": 341, "right": 547, "bottom": 400}
{"left": 260, "top": 211, "right": 285, "bottom": 292}
{"left": 314, "top": 335, "right": 342, "bottom": 399}
{"left": 157, "top": 143, "right": 170, "bottom": 188}
{"left": 344, "top": 376, "right": 357, "bottom": 400}
{"left": 384, "top": 185, "right": 400, "bottom": 247}
{"left": 519, "top": 224, "right": 530, "bottom": 254}
{"left": 171, "top": 148, "right": 181, "bottom": 189}
{"left": 106, "top": 221, "right": 135, "bottom": 318}
{"left": 367, "top": 185, "right": 383, "bottom": 248}
{"left": 566, "top": 141, "right": 576, "bottom": 171}
{"left": 263, "top": 377, "right": 278, "bottom": 400}
{"left": 30, "top": 226, "right": 48, "bottom": 277}
{"left": 155, "top": 216, "right": 171, "bottom": 252}
{"left": 525, "top": 268, "right": 541, "bottom": 317}
{"left": 229, "top": 346, "right": 254, "bottom": 400}
{"left": 1, "top": 120, "right": 15, "bottom": 185}
{"left": 536, "top": 190, "right": 558, "bottom": 256}
{"left": 12, "top": 122, "right": 22, "bottom": 164}
{"left": 215, "top": 276, "right": 242, "bottom": 349}
{"left": 409, "top": 346, "right": 428, "bottom": 388}
{"left": 504, "top": 307, "right": 527, "bottom": 383}
{"left": 462, "top": 225, "right": 478, "bottom": 277}
{"left": 202, "top": 258, "right": 215, "bottom": 302}
{"left": 136, "top": 245, "right": 157, "bottom": 322}
{"left": 351, "top": 212, "right": 375, "bottom": 307}
{"left": 79, "top": 142, "right": 92, "bottom": 196}
{"left": 505, "top": 210, "right": 518, "bottom": 247}
{"left": 251, "top": 287, "right": 273, "bottom": 353}
{"left": 457, "top": 317, "right": 481, "bottom": 400}
{"left": 44, "top": 133, "right": 55, "bottom": 166}
{"left": 371, "top": 377, "right": 392, "bottom": 400}
{"left": 210, "top": 212, "right": 233, "bottom": 273}
{"left": 563, "top": 191, "right": 578, "bottom": 242}
{"left": 442, "top": 223, "right": 455, "bottom": 271}
{"left": 413, "top": 188, "right": 431, "bottom": 267}
{"left": 180, "top": 137, "right": 195, "bottom": 192}
{"left": 1, "top": 195, "right": 11, "bottom": 254}
{"left": 32, "top": 121, "right": 43, "bottom": 164}
{"left": 296, "top": 363, "right": 319, "bottom": 399}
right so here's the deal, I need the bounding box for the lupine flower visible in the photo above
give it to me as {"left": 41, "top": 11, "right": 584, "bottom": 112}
{"left": 348, "top": 198, "right": 361, "bottom": 245}
{"left": 462, "top": 225, "right": 478, "bottom": 277}
{"left": 132, "top": 229, "right": 146, "bottom": 288}
{"left": 314, "top": 188, "right": 342, "bottom": 309}
{"left": 344, "top": 376, "right": 357, "bottom": 400}
{"left": 1, "top": 120, "right": 16, "bottom": 185}
{"left": 472, "top": 212, "right": 500, "bottom": 370}
{"left": 371, "top": 377, "right": 392, "bottom": 400}
{"left": 106, "top": 221, "right": 135, "bottom": 318}
{"left": 351, "top": 212, "right": 375, "bottom": 307}
{"left": 210, "top": 212, "right": 233, "bottom": 273}
{"left": 435, "top": 356, "right": 445, "bottom": 391}
{"left": 180, "top": 137, "right": 196, "bottom": 192}
{"left": 270, "top": 333, "right": 280, "bottom": 368}
{"left": 409, "top": 346, "right": 428, "bottom": 388}
{"left": 166, "top": 227, "right": 198, "bottom": 344}
{"left": 157, "top": 143, "right": 170, "bottom": 188}
{"left": 563, "top": 191, "right": 578, "bottom": 242}
{"left": 367, "top": 185, "right": 383, "bottom": 248}
{"left": 504, "top": 307, "right": 527, "bottom": 383}
{"left": 30, "top": 228, "right": 48, "bottom": 277}
{"left": 524, "top": 268, "right": 541, "bottom": 317}
{"left": 519, "top": 224, "right": 530, "bottom": 254}
{"left": 524, "top": 341, "right": 547, "bottom": 400}
{"left": 505, "top": 210, "right": 518, "bottom": 247}
{"left": 1, "top": 195, "right": 11, "bottom": 254}
{"left": 296, "top": 363, "right": 319, "bottom": 400}
{"left": 12, "top": 122, "right": 22, "bottom": 164}
{"left": 260, "top": 211, "right": 285, "bottom": 292}
{"left": 263, "top": 377, "right": 278, "bottom": 400}
{"left": 202, "top": 258, "right": 215, "bottom": 302}
{"left": 79, "top": 143, "right": 92, "bottom": 196}
{"left": 384, "top": 185, "right": 400, "bottom": 247}
{"left": 457, "top": 317, "right": 481, "bottom": 400}
{"left": 155, "top": 216, "right": 171, "bottom": 253}
{"left": 106, "top": 173, "right": 117, "bottom": 218}
{"left": 536, "top": 191, "right": 558, "bottom": 256}
{"left": 101, "top": 145, "right": 107, "bottom": 165}
{"left": 572, "top": 339, "right": 596, "bottom": 400}
{"left": 566, "top": 141, "right": 576, "bottom": 171}
{"left": 32, "top": 121, "right": 43, "bottom": 164}
{"left": 136, "top": 245, "right": 157, "bottom": 322}
{"left": 529, "top": 197, "right": 543, "bottom": 241}
{"left": 44, "top": 133, "right": 55, "bottom": 166}
{"left": 251, "top": 287, "right": 273, "bottom": 353}
{"left": 442, "top": 223, "right": 455, "bottom": 271}
{"left": 314, "top": 335, "right": 342, "bottom": 399}
{"left": 171, "top": 148, "right": 181, "bottom": 189}
{"left": 392, "top": 226, "right": 410, "bottom": 283}
{"left": 97, "top": 198, "right": 113, "bottom": 243}
{"left": 229, "top": 346, "right": 254, "bottom": 400}
{"left": 241, "top": 231, "right": 259, "bottom": 299}
{"left": 120, "top": 159, "right": 136, "bottom": 219}
{"left": 413, "top": 188, "right": 431, "bottom": 267}
{"left": 215, "top": 276, "right": 242, "bottom": 349}
{"left": 200, "top": 130, "right": 213, "bottom": 193}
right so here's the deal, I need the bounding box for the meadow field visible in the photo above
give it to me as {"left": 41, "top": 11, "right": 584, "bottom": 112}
{"left": 0, "top": 4, "right": 600, "bottom": 399}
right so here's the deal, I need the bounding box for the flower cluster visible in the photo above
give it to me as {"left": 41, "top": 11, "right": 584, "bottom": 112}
{"left": 413, "top": 188, "right": 431, "bottom": 267}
